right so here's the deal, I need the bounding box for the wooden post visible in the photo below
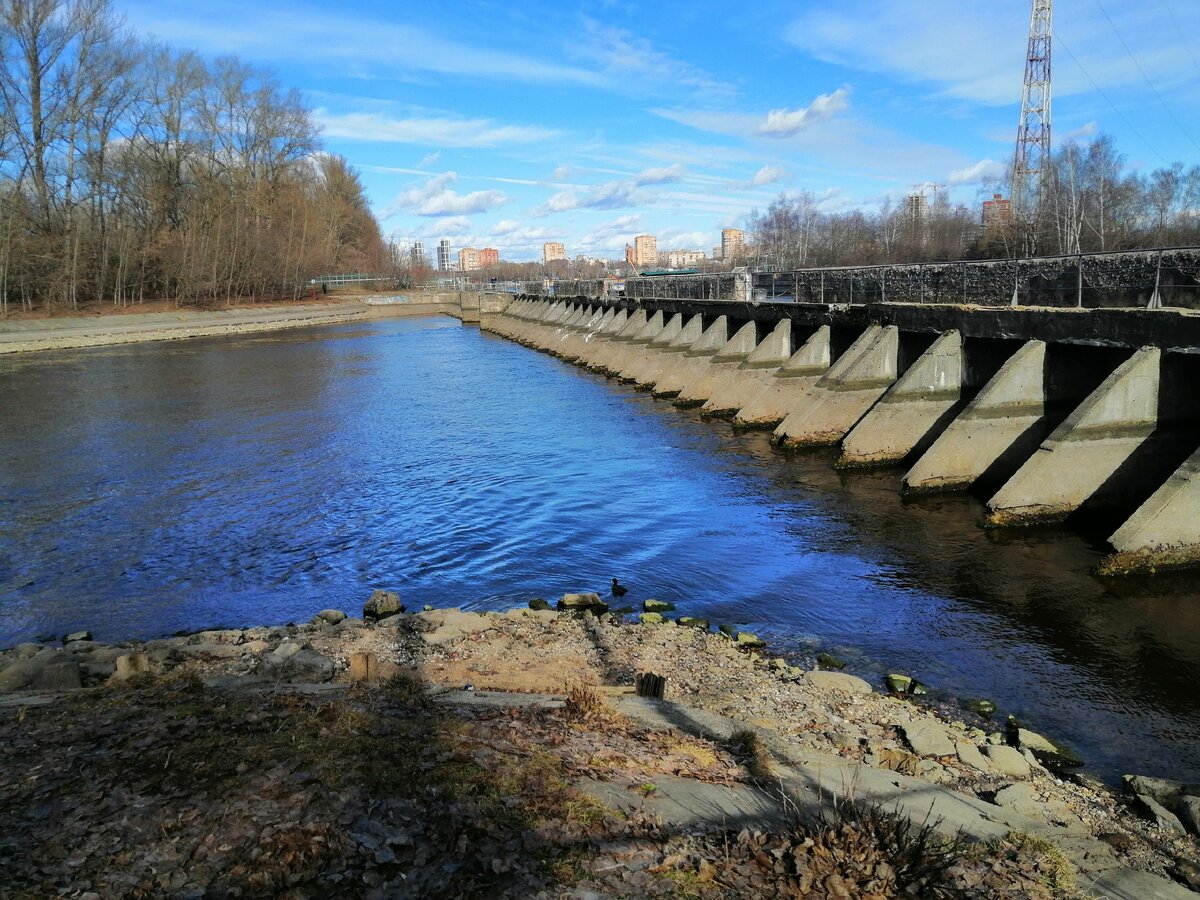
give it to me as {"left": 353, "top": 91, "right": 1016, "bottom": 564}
{"left": 635, "top": 672, "right": 667, "bottom": 699}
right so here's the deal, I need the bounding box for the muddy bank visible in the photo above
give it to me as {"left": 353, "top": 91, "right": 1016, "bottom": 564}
{"left": 2, "top": 594, "right": 1198, "bottom": 898}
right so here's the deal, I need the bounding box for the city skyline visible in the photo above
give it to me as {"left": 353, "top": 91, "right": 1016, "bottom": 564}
{"left": 112, "top": 0, "right": 1200, "bottom": 262}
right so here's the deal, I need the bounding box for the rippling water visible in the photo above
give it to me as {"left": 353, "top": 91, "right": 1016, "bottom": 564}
{"left": 2, "top": 316, "right": 1199, "bottom": 783}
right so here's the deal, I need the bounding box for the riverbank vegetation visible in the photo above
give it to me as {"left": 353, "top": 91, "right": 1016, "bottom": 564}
{"left": 748, "top": 134, "right": 1200, "bottom": 268}
{"left": 0, "top": 0, "right": 387, "bottom": 316}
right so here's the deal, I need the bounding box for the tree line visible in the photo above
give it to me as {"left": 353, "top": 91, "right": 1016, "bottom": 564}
{"left": 0, "top": 0, "right": 387, "bottom": 314}
{"left": 745, "top": 134, "right": 1200, "bottom": 270}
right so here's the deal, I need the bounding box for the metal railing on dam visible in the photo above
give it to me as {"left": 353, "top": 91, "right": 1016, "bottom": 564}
{"left": 510, "top": 247, "right": 1200, "bottom": 310}
{"left": 475, "top": 290, "right": 1200, "bottom": 578}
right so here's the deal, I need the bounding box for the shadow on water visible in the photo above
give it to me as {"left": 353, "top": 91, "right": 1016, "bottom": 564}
{"left": 1, "top": 316, "right": 1198, "bottom": 783}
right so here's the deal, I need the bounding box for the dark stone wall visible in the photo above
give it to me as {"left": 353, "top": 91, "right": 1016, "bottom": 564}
{"left": 753, "top": 250, "right": 1200, "bottom": 309}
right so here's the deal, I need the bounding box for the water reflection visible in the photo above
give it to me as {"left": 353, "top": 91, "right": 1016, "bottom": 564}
{"left": 0, "top": 317, "right": 1197, "bottom": 783}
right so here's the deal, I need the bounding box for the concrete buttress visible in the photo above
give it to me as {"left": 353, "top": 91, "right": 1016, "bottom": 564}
{"left": 674, "top": 321, "right": 759, "bottom": 408}
{"left": 985, "top": 347, "right": 1161, "bottom": 527}
{"left": 1103, "top": 448, "right": 1200, "bottom": 573}
{"left": 623, "top": 313, "right": 683, "bottom": 384}
{"left": 839, "top": 331, "right": 965, "bottom": 467}
{"left": 733, "top": 327, "right": 832, "bottom": 429}
{"left": 589, "top": 309, "right": 647, "bottom": 372}
{"left": 653, "top": 317, "right": 730, "bottom": 398}
{"left": 637, "top": 314, "right": 705, "bottom": 390}
{"left": 701, "top": 320, "right": 793, "bottom": 419}
{"left": 902, "top": 341, "right": 1048, "bottom": 495}
{"left": 773, "top": 326, "right": 899, "bottom": 447}
{"left": 605, "top": 311, "right": 665, "bottom": 377}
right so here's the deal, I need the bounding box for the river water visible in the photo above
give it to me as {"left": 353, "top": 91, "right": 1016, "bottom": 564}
{"left": 2, "top": 315, "right": 1198, "bottom": 783}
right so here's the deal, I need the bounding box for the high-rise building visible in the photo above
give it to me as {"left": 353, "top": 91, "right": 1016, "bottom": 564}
{"left": 436, "top": 239, "right": 453, "bottom": 271}
{"left": 632, "top": 235, "right": 657, "bottom": 267}
{"left": 479, "top": 248, "right": 499, "bottom": 266}
{"left": 720, "top": 228, "right": 744, "bottom": 263}
{"left": 543, "top": 242, "right": 566, "bottom": 264}
{"left": 906, "top": 192, "right": 926, "bottom": 225}
{"left": 410, "top": 241, "right": 426, "bottom": 269}
{"left": 982, "top": 194, "right": 1012, "bottom": 230}
{"left": 458, "top": 248, "right": 480, "bottom": 272}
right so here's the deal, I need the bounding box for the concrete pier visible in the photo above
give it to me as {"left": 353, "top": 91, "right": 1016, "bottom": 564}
{"left": 839, "top": 331, "right": 964, "bottom": 468}
{"left": 774, "top": 326, "right": 899, "bottom": 447}
{"left": 701, "top": 320, "right": 793, "bottom": 419}
{"left": 636, "top": 314, "right": 705, "bottom": 390}
{"left": 653, "top": 317, "right": 730, "bottom": 398}
{"left": 576, "top": 309, "right": 628, "bottom": 369}
{"left": 589, "top": 309, "right": 647, "bottom": 373}
{"left": 475, "top": 289, "right": 1200, "bottom": 572}
{"left": 1104, "top": 449, "right": 1200, "bottom": 573}
{"left": 622, "top": 313, "right": 683, "bottom": 384}
{"left": 733, "top": 327, "right": 833, "bottom": 429}
{"left": 985, "top": 348, "right": 1161, "bottom": 527}
{"left": 604, "top": 311, "right": 664, "bottom": 378}
{"left": 674, "top": 321, "right": 759, "bottom": 408}
{"left": 902, "top": 341, "right": 1048, "bottom": 495}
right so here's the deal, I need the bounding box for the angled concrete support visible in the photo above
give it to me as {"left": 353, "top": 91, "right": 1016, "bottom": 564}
{"left": 701, "top": 320, "right": 793, "bottom": 418}
{"left": 773, "top": 326, "right": 899, "bottom": 447}
{"left": 605, "top": 311, "right": 664, "bottom": 377}
{"left": 623, "top": 313, "right": 684, "bottom": 384}
{"left": 588, "top": 308, "right": 646, "bottom": 372}
{"left": 553, "top": 306, "right": 603, "bottom": 358}
{"left": 674, "top": 321, "right": 759, "bottom": 408}
{"left": 985, "top": 348, "right": 1160, "bottom": 527}
{"left": 902, "top": 341, "right": 1047, "bottom": 494}
{"left": 733, "top": 327, "right": 832, "bottom": 429}
{"left": 636, "top": 314, "right": 705, "bottom": 390}
{"left": 575, "top": 309, "right": 628, "bottom": 368}
{"left": 1102, "top": 448, "right": 1200, "bottom": 573}
{"left": 653, "top": 317, "right": 730, "bottom": 398}
{"left": 839, "top": 331, "right": 964, "bottom": 468}
{"left": 558, "top": 307, "right": 610, "bottom": 361}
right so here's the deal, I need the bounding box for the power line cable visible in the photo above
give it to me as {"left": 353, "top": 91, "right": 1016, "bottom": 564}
{"left": 1055, "top": 34, "right": 1169, "bottom": 164}
{"left": 1092, "top": 0, "right": 1200, "bottom": 156}
{"left": 1157, "top": 0, "right": 1200, "bottom": 74}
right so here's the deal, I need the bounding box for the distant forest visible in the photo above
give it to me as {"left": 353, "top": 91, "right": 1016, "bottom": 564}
{"left": 746, "top": 135, "right": 1200, "bottom": 270}
{"left": 0, "top": 0, "right": 387, "bottom": 314}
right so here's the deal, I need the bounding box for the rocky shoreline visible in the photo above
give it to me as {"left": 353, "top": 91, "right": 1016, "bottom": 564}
{"left": 2, "top": 591, "right": 1198, "bottom": 898}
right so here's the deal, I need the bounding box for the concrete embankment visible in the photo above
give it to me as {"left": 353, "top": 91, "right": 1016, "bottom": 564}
{"left": 481, "top": 295, "right": 1200, "bottom": 575}
{"left": 3, "top": 595, "right": 1198, "bottom": 897}
{"left": 0, "top": 294, "right": 481, "bottom": 355}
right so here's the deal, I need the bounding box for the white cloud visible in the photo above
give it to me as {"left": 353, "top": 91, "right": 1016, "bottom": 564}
{"left": 752, "top": 165, "right": 789, "bottom": 186}
{"left": 578, "top": 214, "right": 644, "bottom": 251}
{"left": 418, "top": 151, "right": 441, "bottom": 168}
{"left": 432, "top": 216, "right": 472, "bottom": 236}
{"left": 550, "top": 165, "right": 576, "bottom": 182}
{"left": 419, "top": 190, "right": 507, "bottom": 216}
{"left": 315, "top": 110, "right": 557, "bottom": 147}
{"left": 384, "top": 172, "right": 508, "bottom": 219}
{"left": 535, "top": 179, "right": 643, "bottom": 216}
{"left": 1059, "top": 121, "right": 1099, "bottom": 144}
{"left": 758, "top": 88, "right": 850, "bottom": 137}
{"left": 947, "top": 159, "right": 1005, "bottom": 185}
{"left": 635, "top": 164, "right": 684, "bottom": 185}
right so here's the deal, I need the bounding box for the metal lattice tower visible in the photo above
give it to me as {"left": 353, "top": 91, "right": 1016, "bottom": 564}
{"left": 1012, "top": 0, "right": 1053, "bottom": 223}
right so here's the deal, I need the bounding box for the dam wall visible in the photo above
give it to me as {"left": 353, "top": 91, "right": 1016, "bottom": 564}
{"left": 474, "top": 291, "right": 1200, "bottom": 575}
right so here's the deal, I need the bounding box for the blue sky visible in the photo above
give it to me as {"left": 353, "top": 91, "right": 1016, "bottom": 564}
{"left": 114, "top": 0, "right": 1200, "bottom": 262}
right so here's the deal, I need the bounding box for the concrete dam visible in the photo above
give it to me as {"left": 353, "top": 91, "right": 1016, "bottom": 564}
{"left": 458, "top": 282, "right": 1200, "bottom": 576}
